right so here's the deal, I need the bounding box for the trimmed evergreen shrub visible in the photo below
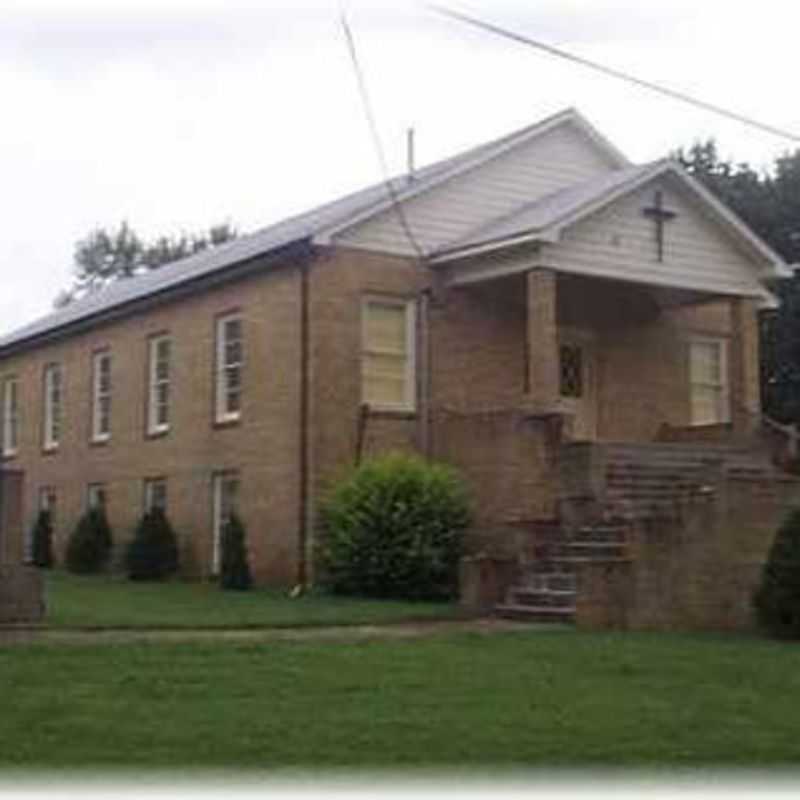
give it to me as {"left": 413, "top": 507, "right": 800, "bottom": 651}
{"left": 125, "top": 507, "right": 180, "bottom": 581}
{"left": 754, "top": 509, "right": 800, "bottom": 638}
{"left": 220, "top": 512, "right": 252, "bottom": 591}
{"left": 319, "top": 453, "right": 470, "bottom": 601}
{"left": 65, "top": 508, "right": 113, "bottom": 574}
{"left": 30, "top": 509, "right": 54, "bottom": 569}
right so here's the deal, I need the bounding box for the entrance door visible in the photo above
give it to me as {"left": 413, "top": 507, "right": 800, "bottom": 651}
{"left": 559, "top": 328, "right": 597, "bottom": 440}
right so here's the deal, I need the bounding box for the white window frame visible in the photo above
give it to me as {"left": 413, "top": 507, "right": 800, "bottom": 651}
{"left": 144, "top": 477, "right": 168, "bottom": 513}
{"left": 147, "top": 335, "right": 172, "bottom": 435}
{"left": 212, "top": 471, "right": 240, "bottom": 574}
{"left": 87, "top": 482, "right": 107, "bottom": 512}
{"left": 689, "top": 336, "right": 730, "bottom": 426}
{"left": 91, "top": 351, "right": 112, "bottom": 443}
{"left": 43, "top": 363, "right": 63, "bottom": 451}
{"left": 2, "top": 376, "right": 19, "bottom": 457}
{"left": 361, "top": 296, "right": 417, "bottom": 413}
{"left": 215, "top": 313, "right": 243, "bottom": 424}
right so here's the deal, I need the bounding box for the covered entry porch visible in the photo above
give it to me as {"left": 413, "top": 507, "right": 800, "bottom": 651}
{"left": 432, "top": 262, "right": 762, "bottom": 445}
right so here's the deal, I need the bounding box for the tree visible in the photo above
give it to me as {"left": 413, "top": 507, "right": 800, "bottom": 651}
{"left": 675, "top": 141, "right": 800, "bottom": 425}
{"left": 56, "top": 221, "right": 237, "bottom": 306}
{"left": 754, "top": 509, "right": 800, "bottom": 638}
{"left": 125, "top": 507, "right": 180, "bottom": 581}
{"left": 219, "top": 513, "right": 252, "bottom": 591}
{"left": 65, "top": 508, "right": 113, "bottom": 574}
{"left": 30, "top": 509, "right": 54, "bottom": 569}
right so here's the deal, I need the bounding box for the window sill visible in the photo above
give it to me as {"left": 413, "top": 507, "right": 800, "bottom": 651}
{"left": 89, "top": 437, "right": 110, "bottom": 448}
{"left": 145, "top": 427, "right": 171, "bottom": 441}
{"left": 364, "top": 406, "right": 418, "bottom": 420}
{"left": 213, "top": 416, "right": 242, "bottom": 430}
{"left": 41, "top": 445, "right": 59, "bottom": 456}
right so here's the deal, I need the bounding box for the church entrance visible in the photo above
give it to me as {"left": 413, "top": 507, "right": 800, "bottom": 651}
{"left": 559, "top": 328, "right": 597, "bottom": 441}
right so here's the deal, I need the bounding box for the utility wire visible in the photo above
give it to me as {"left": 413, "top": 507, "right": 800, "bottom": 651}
{"left": 339, "top": 12, "right": 426, "bottom": 259}
{"left": 430, "top": 5, "right": 800, "bottom": 144}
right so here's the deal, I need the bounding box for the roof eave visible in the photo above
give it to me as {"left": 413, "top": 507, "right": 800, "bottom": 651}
{"left": 0, "top": 238, "right": 315, "bottom": 358}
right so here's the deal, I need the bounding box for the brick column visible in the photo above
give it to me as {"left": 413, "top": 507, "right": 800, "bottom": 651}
{"left": 730, "top": 297, "right": 761, "bottom": 434}
{"left": 526, "top": 268, "right": 560, "bottom": 412}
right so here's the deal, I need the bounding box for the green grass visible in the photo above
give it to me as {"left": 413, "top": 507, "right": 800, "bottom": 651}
{"left": 3, "top": 629, "right": 800, "bottom": 768}
{"left": 43, "top": 571, "right": 460, "bottom": 629}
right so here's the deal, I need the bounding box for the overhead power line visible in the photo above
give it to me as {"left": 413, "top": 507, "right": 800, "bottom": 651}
{"left": 430, "top": 5, "right": 800, "bottom": 144}
{"left": 339, "top": 12, "right": 425, "bottom": 259}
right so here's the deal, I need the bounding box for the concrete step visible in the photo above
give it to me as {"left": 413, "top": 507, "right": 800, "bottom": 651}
{"left": 495, "top": 603, "right": 575, "bottom": 623}
{"left": 523, "top": 572, "right": 577, "bottom": 593}
{"left": 508, "top": 587, "right": 576, "bottom": 608}
{"left": 552, "top": 542, "right": 626, "bottom": 559}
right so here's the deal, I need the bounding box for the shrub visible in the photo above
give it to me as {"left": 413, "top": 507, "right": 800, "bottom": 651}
{"left": 65, "top": 508, "right": 113, "bottom": 574}
{"left": 30, "top": 509, "right": 54, "bottom": 569}
{"left": 125, "top": 507, "right": 180, "bottom": 581}
{"left": 319, "top": 453, "right": 470, "bottom": 601}
{"left": 220, "top": 512, "right": 252, "bottom": 591}
{"left": 754, "top": 509, "right": 800, "bottom": 638}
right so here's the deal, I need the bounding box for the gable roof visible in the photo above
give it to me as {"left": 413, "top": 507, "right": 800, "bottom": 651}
{"left": 0, "top": 108, "right": 785, "bottom": 353}
{"left": 430, "top": 159, "right": 790, "bottom": 275}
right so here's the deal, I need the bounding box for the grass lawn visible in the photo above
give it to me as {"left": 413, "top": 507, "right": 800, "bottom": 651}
{"left": 43, "top": 571, "right": 461, "bottom": 629}
{"left": 3, "top": 629, "right": 800, "bottom": 768}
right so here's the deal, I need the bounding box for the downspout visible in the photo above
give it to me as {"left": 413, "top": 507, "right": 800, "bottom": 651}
{"left": 297, "top": 258, "right": 311, "bottom": 590}
{"left": 419, "top": 288, "right": 433, "bottom": 459}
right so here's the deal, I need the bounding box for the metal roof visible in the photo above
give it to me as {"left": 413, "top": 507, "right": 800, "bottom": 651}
{"left": 2, "top": 111, "right": 595, "bottom": 352}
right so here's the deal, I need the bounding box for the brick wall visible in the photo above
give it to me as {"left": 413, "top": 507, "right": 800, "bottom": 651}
{"left": 576, "top": 470, "right": 800, "bottom": 632}
{"left": 0, "top": 261, "right": 304, "bottom": 584}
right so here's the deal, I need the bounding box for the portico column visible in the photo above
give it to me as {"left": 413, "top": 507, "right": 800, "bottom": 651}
{"left": 526, "top": 268, "right": 560, "bottom": 412}
{"left": 730, "top": 297, "right": 761, "bottom": 434}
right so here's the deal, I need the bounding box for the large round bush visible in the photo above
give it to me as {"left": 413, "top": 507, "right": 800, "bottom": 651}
{"left": 319, "top": 453, "right": 471, "bottom": 601}
{"left": 754, "top": 509, "right": 800, "bottom": 638}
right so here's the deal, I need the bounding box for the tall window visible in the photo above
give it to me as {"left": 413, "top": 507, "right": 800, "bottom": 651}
{"left": 43, "top": 363, "right": 63, "bottom": 451}
{"left": 2, "top": 377, "right": 19, "bottom": 457}
{"left": 215, "top": 314, "right": 243, "bottom": 423}
{"left": 689, "top": 338, "right": 730, "bottom": 425}
{"left": 144, "top": 477, "right": 167, "bottom": 513}
{"left": 212, "top": 471, "right": 240, "bottom": 573}
{"left": 361, "top": 297, "right": 416, "bottom": 412}
{"left": 148, "top": 336, "right": 171, "bottom": 435}
{"left": 87, "top": 482, "right": 107, "bottom": 511}
{"left": 91, "top": 351, "right": 112, "bottom": 442}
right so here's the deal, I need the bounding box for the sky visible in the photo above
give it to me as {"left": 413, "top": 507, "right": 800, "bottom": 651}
{"left": 2, "top": 0, "right": 800, "bottom": 336}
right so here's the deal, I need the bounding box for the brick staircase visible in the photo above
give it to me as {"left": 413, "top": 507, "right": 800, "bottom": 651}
{"left": 495, "top": 440, "right": 774, "bottom": 623}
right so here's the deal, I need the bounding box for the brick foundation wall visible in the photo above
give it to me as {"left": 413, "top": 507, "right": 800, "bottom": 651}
{"left": 576, "top": 470, "right": 800, "bottom": 632}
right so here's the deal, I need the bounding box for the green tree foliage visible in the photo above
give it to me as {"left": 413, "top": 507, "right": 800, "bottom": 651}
{"left": 319, "top": 453, "right": 471, "bottom": 601}
{"left": 675, "top": 141, "right": 800, "bottom": 424}
{"left": 754, "top": 509, "right": 800, "bottom": 638}
{"left": 55, "top": 221, "right": 238, "bottom": 306}
{"left": 30, "top": 509, "right": 54, "bottom": 569}
{"left": 219, "top": 512, "right": 252, "bottom": 591}
{"left": 65, "top": 508, "right": 113, "bottom": 574}
{"left": 125, "top": 507, "right": 180, "bottom": 581}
